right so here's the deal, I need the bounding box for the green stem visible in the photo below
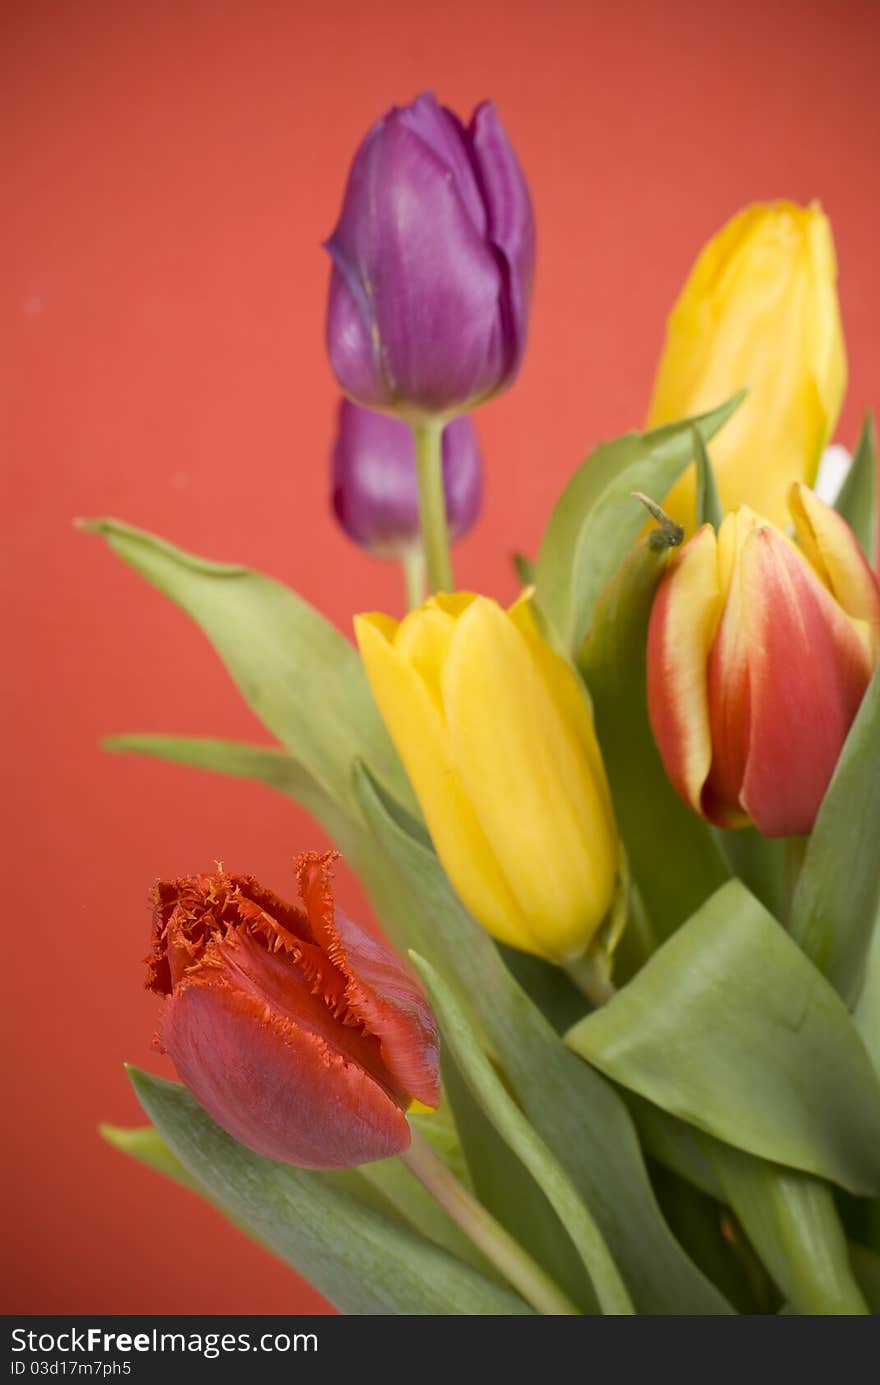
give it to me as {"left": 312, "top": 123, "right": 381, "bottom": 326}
{"left": 564, "top": 951, "right": 617, "bottom": 1008}
{"left": 402, "top": 547, "right": 426, "bottom": 612}
{"left": 412, "top": 420, "right": 453, "bottom": 594}
{"left": 401, "top": 1128, "right": 580, "bottom": 1315}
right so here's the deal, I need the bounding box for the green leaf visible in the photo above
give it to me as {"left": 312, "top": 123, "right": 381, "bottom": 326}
{"left": 441, "top": 1054, "right": 598, "bottom": 1312}
{"left": 627, "top": 1103, "right": 867, "bottom": 1313}
{"left": 412, "top": 955, "right": 633, "bottom": 1315}
{"left": 128, "top": 1068, "right": 532, "bottom": 1315}
{"left": 855, "top": 919, "right": 880, "bottom": 1079}
{"left": 534, "top": 394, "right": 743, "bottom": 652}
{"left": 512, "top": 551, "right": 536, "bottom": 586}
{"left": 708, "top": 1144, "right": 868, "bottom": 1315}
{"left": 790, "top": 666, "right": 880, "bottom": 1009}
{"left": 496, "top": 944, "right": 586, "bottom": 1035}
{"left": 84, "top": 520, "right": 416, "bottom": 818}
{"left": 692, "top": 427, "right": 723, "bottom": 531}
{"left": 835, "top": 413, "right": 877, "bottom": 566}
{"left": 713, "top": 827, "right": 786, "bottom": 922}
{"left": 101, "top": 1122, "right": 204, "bottom": 1194}
{"left": 104, "top": 734, "right": 362, "bottom": 849}
{"left": 578, "top": 539, "right": 728, "bottom": 939}
{"left": 647, "top": 1162, "right": 768, "bottom": 1314}
{"left": 849, "top": 1242, "right": 880, "bottom": 1312}
{"left": 103, "top": 1116, "right": 493, "bottom": 1278}
{"left": 567, "top": 880, "right": 880, "bottom": 1195}
{"left": 626, "top": 1097, "right": 722, "bottom": 1201}
{"left": 353, "top": 764, "right": 733, "bottom": 1315}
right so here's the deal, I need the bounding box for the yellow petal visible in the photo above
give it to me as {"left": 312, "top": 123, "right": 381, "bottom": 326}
{"left": 354, "top": 612, "right": 532, "bottom": 954}
{"left": 648, "top": 202, "right": 847, "bottom": 531}
{"left": 443, "top": 597, "right": 617, "bottom": 961}
{"left": 508, "top": 595, "right": 615, "bottom": 826}
{"left": 647, "top": 525, "right": 723, "bottom": 812}
{"left": 789, "top": 483, "right": 880, "bottom": 659}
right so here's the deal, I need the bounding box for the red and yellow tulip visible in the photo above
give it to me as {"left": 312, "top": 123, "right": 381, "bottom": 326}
{"left": 647, "top": 484, "right": 880, "bottom": 837}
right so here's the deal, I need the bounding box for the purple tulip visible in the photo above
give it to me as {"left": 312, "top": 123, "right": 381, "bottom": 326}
{"left": 332, "top": 399, "right": 482, "bottom": 558}
{"left": 325, "top": 92, "right": 535, "bottom": 420}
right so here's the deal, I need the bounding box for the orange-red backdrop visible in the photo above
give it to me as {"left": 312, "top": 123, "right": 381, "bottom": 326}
{"left": 4, "top": 0, "right": 879, "bottom": 1314}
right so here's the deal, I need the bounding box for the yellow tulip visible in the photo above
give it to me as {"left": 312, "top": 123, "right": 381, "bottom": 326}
{"left": 648, "top": 201, "right": 847, "bottom": 531}
{"left": 355, "top": 593, "right": 619, "bottom": 963}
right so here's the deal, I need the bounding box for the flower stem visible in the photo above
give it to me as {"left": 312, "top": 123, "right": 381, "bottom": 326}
{"left": 401, "top": 546, "right": 426, "bottom": 612}
{"left": 412, "top": 420, "right": 453, "bottom": 594}
{"left": 401, "top": 1128, "right": 580, "bottom": 1315}
{"left": 565, "top": 951, "right": 617, "bottom": 1008}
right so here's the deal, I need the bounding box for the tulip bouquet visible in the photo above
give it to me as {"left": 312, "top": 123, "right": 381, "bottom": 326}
{"left": 90, "top": 93, "right": 880, "bottom": 1317}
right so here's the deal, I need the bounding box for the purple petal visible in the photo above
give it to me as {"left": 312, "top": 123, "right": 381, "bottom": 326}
{"left": 398, "top": 93, "right": 488, "bottom": 237}
{"left": 469, "top": 102, "right": 536, "bottom": 381}
{"left": 331, "top": 399, "right": 482, "bottom": 557}
{"left": 326, "top": 265, "right": 388, "bottom": 409}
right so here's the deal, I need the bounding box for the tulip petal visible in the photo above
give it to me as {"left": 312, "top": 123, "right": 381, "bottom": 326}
{"left": 737, "top": 526, "right": 873, "bottom": 836}
{"left": 469, "top": 101, "right": 536, "bottom": 380}
{"left": 444, "top": 597, "right": 617, "bottom": 961}
{"left": 294, "top": 852, "right": 441, "bottom": 1109}
{"left": 702, "top": 534, "right": 753, "bottom": 828}
{"left": 789, "top": 482, "right": 880, "bottom": 657}
{"left": 647, "top": 526, "right": 723, "bottom": 816}
{"left": 326, "top": 261, "right": 389, "bottom": 410}
{"left": 355, "top": 612, "right": 531, "bottom": 953}
{"left": 509, "top": 597, "right": 615, "bottom": 827}
{"left": 327, "top": 111, "right": 505, "bottom": 414}
{"left": 162, "top": 981, "right": 411, "bottom": 1169}
{"left": 649, "top": 203, "right": 846, "bottom": 530}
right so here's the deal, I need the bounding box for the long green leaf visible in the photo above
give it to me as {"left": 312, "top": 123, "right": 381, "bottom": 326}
{"left": 128, "top": 1068, "right": 532, "bottom": 1316}
{"left": 412, "top": 955, "right": 633, "bottom": 1315}
{"left": 567, "top": 880, "right": 880, "bottom": 1195}
{"left": 855, "top": 920, "right": 880, "bottom": 1079}
{"left": 103, "top": 1118, "right": 492, "bottom": 1278}
{"left": 627, "top": 1101, "right": 867, "bottom": 1313}
{"left": 578, "top": 538, "right": 728, "bottom": 939}
{"left": 835, "top": 413, "right": 877, "bottom": 565}
{"left": 534, "top": 394, "right": 742, "bottom": 652}
{"left": 353, "top": 764, "right": 733, "bottom": 1315}
{"left": 104, "top": 733, "right": 362, "bottom": 848}
{"left": 441, "top": 1053, "right": 598, "bottom": 1312}
{"left": 849, "top": 1242, "right": 880, "bottom": 1312}
{"left": 84, "top": 520, "right": 416, "bottom": 818}
{"left": 790, "top": 666, "right": 880, "bottom": 1008}
{"left": 708, "top": 1144, "right": 868, "bottom": 1315}
{"left": 692, "top": 427, "right": 723, "bottom": 530}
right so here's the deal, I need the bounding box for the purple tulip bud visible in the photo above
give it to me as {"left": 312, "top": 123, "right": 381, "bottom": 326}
{"left": 325, "top": 92, "right": 535, "bottom": 420}
{"left": 331, "top": 399, "right": 482, "bottom": 558}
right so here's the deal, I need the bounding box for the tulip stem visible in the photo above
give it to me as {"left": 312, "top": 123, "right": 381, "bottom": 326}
{"left": 402, "top": 546, "right": 426, "bottom": 612}
{"left": 565, "top": 951, "right": 617, "bottom": 1008}
{"left": 412, "top": 420, "right": 453, "bottom": 594}
{"left": 401, "top": 1128, "right": 581, "bottom": 1315}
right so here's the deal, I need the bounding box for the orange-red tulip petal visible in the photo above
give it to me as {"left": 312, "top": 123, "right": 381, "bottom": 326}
{"left": 648, "top": 492, "right": 880, "bottom": 838}
{"left": 146, "top": 852, "right": 440, "bottom": 1169}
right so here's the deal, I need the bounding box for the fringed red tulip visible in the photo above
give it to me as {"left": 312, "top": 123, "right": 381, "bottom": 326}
{"left": 146, "top": 852, "right": 440, "bottom": 1168}
{"left": 647, "top": 484, "right": 880, "bottom": 837}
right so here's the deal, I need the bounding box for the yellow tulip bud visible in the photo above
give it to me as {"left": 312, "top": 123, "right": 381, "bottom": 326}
{"left": 648, "top": 201, "right": 847, "bottom": 531}
{"left": 355, "top": 594, "right": 619, "bottom": 963}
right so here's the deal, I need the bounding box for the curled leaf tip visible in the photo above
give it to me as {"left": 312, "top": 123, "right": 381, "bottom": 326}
{"left": 631, "top": 492, "right": 685, "bottom": 550}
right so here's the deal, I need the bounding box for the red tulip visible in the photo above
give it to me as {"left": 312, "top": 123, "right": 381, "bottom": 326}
{"left": 647, "top": 484, "right": 880, "bottom": 837}
{"left": 146, "top": 852, "right": 440, "bottom": 1168}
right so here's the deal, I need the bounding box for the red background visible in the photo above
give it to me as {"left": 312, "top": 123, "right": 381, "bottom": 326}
{"left": 4, "top": 0, "right": 879, "bottom": 1314}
